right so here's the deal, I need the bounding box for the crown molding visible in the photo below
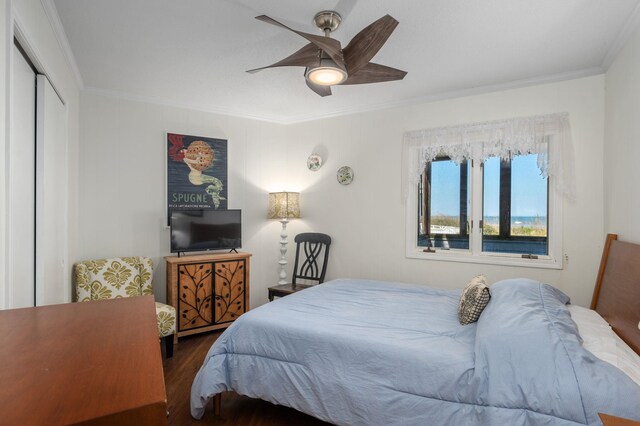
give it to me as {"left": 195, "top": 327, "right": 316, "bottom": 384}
{"left": 40, "top": 0, "right": 84, "bottom": 89}
{"left": 84, "top": 67, "right": 604, "bottom": 126}
{"left": 601, "top": 2, "right": 640, "bottom": 70}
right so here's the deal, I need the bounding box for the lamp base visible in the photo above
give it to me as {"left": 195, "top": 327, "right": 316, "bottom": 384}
{"left": 278, "top": 218, "right": 289, "bottom": 285}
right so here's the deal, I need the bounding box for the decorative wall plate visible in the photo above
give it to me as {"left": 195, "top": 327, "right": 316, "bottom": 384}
{"left": 336, "top": 166, "right": 354, "bottom": 185}
{"left": 307, "top": 154, "right": 323, "bottom": 171}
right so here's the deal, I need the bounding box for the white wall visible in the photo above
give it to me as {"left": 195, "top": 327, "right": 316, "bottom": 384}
{"left": 80, "top": 76, "right": 605, "bottom": 308}
{"left": 604, "top": 26, "right": 640, "bottom": 242}
{"left": 78, "top": 92, "right": 288, "bottom": 307}
{"left": 285, "top": 76, "right": 605, "bottom": 307}
{"left": 0, "top": 0, "right": 8, "bottom": 308}
{"left": 0, "top": 0, "right": 80, "bottom": 308}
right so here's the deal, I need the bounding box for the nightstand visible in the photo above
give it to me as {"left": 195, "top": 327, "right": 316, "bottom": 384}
{"left": 268, "top": 283, "right": 312, "bottom": 301}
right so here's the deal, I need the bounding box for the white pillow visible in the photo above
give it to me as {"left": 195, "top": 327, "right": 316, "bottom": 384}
{"left": 568, "top": 304, "right": 640, "bottom": 387}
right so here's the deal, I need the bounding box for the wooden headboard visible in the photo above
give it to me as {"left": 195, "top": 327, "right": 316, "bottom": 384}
{"left": 590, "top": 234, "right": 640, "bottom": 355}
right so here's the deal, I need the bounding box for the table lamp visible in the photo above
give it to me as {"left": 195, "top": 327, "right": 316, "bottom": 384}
{"left": 268, "top": 192, "right": 301, "bottom": 284}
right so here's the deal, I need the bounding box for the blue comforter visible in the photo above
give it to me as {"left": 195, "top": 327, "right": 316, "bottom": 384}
{"left": 191, "top": 278, "right": 640, "bottom": 425}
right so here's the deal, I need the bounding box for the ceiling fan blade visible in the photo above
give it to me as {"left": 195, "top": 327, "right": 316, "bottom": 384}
{"left": 255, "top": 15, "right": 346, "bottom": 70}
{"left": 247, "top": 43, "right": 320, "bottom": 73}
{"left": 342, "top": 15, "right": 399, "bottom": 75}
{"left": 305, "top": 78, "right": 332, "bottom": 97}
{"left": 342, "top": 63, "right": 407, "bottom": 85}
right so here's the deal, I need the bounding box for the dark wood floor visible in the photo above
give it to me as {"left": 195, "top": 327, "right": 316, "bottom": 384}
{"left": 162, "top": 331, "right": 330, "bottom": 425}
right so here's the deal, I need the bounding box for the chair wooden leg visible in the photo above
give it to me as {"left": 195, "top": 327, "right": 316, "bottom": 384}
{"left": 164, "top": 335, "right": 174, "bottom": 358}
{"left": 213, "top": 393, "right": 221, "bottom": 416}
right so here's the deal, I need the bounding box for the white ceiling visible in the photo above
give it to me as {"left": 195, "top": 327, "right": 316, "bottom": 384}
{"left": 51, "top": 0, "right": 640, "bottom": 124}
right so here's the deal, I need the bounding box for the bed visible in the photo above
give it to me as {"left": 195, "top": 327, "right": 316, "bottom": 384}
{"left": 191, "top": 234, "right": 640, "bottom": 425}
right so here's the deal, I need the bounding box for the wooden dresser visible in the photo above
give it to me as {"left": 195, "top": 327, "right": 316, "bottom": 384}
{"left": 0, "top": 296, "right": 167, "bottom": 425}
{"left": 165, "top": 252, "right": 251, "bottom": 343}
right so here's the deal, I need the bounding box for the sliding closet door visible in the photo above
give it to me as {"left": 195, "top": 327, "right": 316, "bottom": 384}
{"left": 9, "top": 44, "right": 36, "bottom": 308}
{"left": 35, "top": 75, "right": 68, "bottom": 306}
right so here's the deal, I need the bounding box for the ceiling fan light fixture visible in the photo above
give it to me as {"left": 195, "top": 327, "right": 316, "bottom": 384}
{"left": 305, "top": 59, "right": 347, "bottom": 86}
{"left": 251, "top": 13, "right": 406, "bottom": 96}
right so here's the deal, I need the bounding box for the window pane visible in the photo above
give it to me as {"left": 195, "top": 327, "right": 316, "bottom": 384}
{"left": 511, "top": 154, "right": 547, "bottom": 237}
{"left": 482, "top": 153, "right": 548, "bottom": 255}
{"left": 431, "top": 160, "right": 460, "bottom": 233}
{"left": 482, "top": 157, "right": 500, "bottom": 236}
{"left": 417, "top": 159, "right": 469, "bottom": 250}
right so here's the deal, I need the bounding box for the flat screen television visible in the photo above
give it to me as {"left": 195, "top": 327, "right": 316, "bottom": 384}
{"left": 170, "top": 209, "right": 241, "bottom": 253}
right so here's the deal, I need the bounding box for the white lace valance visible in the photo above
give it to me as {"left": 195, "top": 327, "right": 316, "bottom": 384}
{"left": 402, "top": 112, "right": 575, "bottom": 201}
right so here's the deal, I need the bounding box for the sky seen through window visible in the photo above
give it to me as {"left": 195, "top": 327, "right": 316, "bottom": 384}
{"left": 430, "top": 155, "right": 547, "bottom": 218}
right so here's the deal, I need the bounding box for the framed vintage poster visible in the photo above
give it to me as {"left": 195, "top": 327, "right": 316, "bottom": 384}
{"left": 167, "top": 132, "right": 228, "bottom": 224}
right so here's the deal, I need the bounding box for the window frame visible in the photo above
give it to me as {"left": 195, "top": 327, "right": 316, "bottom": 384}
{"left": 406, "top": 150, "right": 563, "bottom": 270}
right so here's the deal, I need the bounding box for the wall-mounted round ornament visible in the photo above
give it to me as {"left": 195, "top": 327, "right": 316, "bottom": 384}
{"left": 336, "top": 166, "right": 354, "bottom": 185}
{"left": 307, "top": 153, "right": 323, "bottom": 171}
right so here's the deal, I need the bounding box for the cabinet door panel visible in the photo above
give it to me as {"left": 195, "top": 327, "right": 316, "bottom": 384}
{"left": 213, "top": 260, "right": 246, "bottom": 323}
{"left": 178, "top": 262, "right": 213, "bottom": 330}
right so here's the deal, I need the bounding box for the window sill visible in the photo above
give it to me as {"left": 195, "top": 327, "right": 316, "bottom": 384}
{"left": 406, "top": 249, "right": 563, "bottom": 270}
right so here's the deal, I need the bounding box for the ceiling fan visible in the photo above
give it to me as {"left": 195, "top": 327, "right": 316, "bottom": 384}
{"left": 247, "top": 11, "right": 407, "bottom": 97}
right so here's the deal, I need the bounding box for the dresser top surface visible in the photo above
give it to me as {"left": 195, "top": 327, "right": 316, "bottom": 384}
{"left": 165, "top": 251, "right": 251, "bottom": 264}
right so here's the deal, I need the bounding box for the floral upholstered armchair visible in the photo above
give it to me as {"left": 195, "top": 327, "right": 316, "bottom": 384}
{"left": 73, "top": 256, "right": 176, "bottom": 357}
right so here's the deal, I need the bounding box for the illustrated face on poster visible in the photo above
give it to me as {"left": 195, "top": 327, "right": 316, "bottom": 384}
{"left": 167, "top": 133, "right": 228, "bottom": 217}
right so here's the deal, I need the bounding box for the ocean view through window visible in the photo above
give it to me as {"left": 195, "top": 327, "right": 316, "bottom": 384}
{"left": 418, "top": 152, "right": 549, "bottom": 257}
{"left": 404, "top": 113, "right": 570, "bottom": 269}
{"left": 482, "top": 153, "right": 548, "bottom": 255}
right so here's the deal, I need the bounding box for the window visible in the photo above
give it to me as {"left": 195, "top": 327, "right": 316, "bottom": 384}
{"left": 418, "top": 157, "right": 470, "bottom": 250}
{"left": 404, "top": 113, "right": 571, "bottom": 269}
{"left": 411, "top": 148, "right": 561, "bottom": 268}
{"left": 481, "top": 153, "right": 548, "bottom": 255}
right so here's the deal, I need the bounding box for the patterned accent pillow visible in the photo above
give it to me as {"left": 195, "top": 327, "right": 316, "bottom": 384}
{"left": 458, "top": 275, "right": 491, "bottom": 325}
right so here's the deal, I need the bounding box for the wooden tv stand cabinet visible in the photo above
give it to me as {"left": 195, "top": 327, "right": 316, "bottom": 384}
{"left": 165, "top": 251, "right": 251, "bottom": 343}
